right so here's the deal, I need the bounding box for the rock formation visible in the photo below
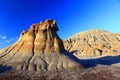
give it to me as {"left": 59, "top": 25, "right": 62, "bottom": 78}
{"left": 0, "top": 19, "right": 80, "bottom": 72}
{"left": 64, "top": 29, "right": 120, "bottom": 58}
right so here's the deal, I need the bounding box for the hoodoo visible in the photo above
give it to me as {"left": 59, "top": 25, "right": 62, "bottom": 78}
{"left": 0, "top": 19, "right": 80, "bottom": 72}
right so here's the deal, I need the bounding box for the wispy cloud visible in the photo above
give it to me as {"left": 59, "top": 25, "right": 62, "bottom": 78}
{"left": 0, "top": 34, "right": 19, "bottom": 49}
{"left": 6, "top": 38, "right": 14, "bottom": 43}
{"left": 0, "top": 34, "right": 18, "bottom": 43}
{"left": 2, "top": 36, "right": 6, "bottom": 39}
{"left": 0, "top": 34, "right": 18, "bottom": 44}
{"left": 0, "top": 34, "right": 7, "bottom": 40}
{"left": 6, "top": 40, "right": 11, "bottom": 43}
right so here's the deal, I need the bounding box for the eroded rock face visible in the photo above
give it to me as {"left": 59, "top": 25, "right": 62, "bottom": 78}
{"left": 64, "top": 29, "right": 120, "bottom": 58}
{"left": 0, "top": 19, "right": 80, "bottom": 72}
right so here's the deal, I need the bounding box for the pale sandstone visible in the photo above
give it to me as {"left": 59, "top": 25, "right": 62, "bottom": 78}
{"left": 0, "top": 19, "right": 80, "bottom": 72}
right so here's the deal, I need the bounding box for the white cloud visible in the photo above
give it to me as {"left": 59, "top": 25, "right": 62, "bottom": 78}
{"left": 2, "top": 36, "right": 6, "bottom": 39}
{"left": 6, "top": 38, "right": 14, "bottom": 43}
{"left": 0, "top": 34, "right": 18, "bottom": 44}
{"left": 6, "top": 40, "right": 11, "bottom": 43}
{"left": 10, "top": 39, "right": 13, "bottom": 41}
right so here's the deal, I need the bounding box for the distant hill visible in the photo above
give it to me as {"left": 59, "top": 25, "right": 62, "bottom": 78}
{"left": 64, "top": 29, "right": 120, "bottom": 58}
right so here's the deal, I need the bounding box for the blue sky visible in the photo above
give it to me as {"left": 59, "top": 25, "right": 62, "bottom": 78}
{"left": 0, "top": 0, "right": 120, "bottom": 49}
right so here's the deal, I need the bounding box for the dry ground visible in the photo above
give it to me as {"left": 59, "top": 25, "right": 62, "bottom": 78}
{"left": 0, "top": 65, "right": 120, "bottom": 80}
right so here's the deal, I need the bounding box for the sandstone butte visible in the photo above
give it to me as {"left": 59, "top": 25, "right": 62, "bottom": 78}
{"left": 64, "top": 29, "right": 120, "bottom": 58}
{"left": 0, "top": 19, "right": 80, "bottom": 72}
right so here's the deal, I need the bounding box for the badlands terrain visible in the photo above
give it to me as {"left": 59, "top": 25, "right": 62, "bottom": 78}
{"left": 0, "top": 19, "right": 120, "bottom": 80}
{"left": 64, "top": 29, "right": 120, "bottom": 57}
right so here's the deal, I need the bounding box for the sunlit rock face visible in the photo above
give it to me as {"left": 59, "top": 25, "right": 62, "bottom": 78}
{"left": 64, "top": 29, "right": 120, "bottom": 58}
{"left": 0, "top": 19, "right": 80, "bottom": 72}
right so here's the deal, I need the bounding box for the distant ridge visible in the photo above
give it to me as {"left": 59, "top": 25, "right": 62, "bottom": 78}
{"left": 64, "top": 29, "right": 120, "bottom": 57}
{"left": 69, "top": 29, "right": 118, "bottom": 39}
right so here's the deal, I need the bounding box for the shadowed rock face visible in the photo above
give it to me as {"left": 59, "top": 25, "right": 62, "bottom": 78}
{"left": 64, "top": 29, "right": 120, "bottom": 57}
{"left": 0, "top": 19, "right": 80, "bottom": 72}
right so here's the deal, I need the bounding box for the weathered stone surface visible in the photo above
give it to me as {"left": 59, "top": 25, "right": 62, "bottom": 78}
{"left": 0, "top": 19, "right": 80, "bottom": 72}
{"left": 64, "top": 29, "right": 120, "bottom": 58}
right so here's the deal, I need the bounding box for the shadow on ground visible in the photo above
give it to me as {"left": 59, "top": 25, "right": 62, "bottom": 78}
{"left": 64, "top": 50, "right": 120, "bottom": 68}
{"left": 79, "top": 56, "right": 120, "bottom": 68}
{"left": 0, "top": 65, "right": 12, "bottom": 74}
